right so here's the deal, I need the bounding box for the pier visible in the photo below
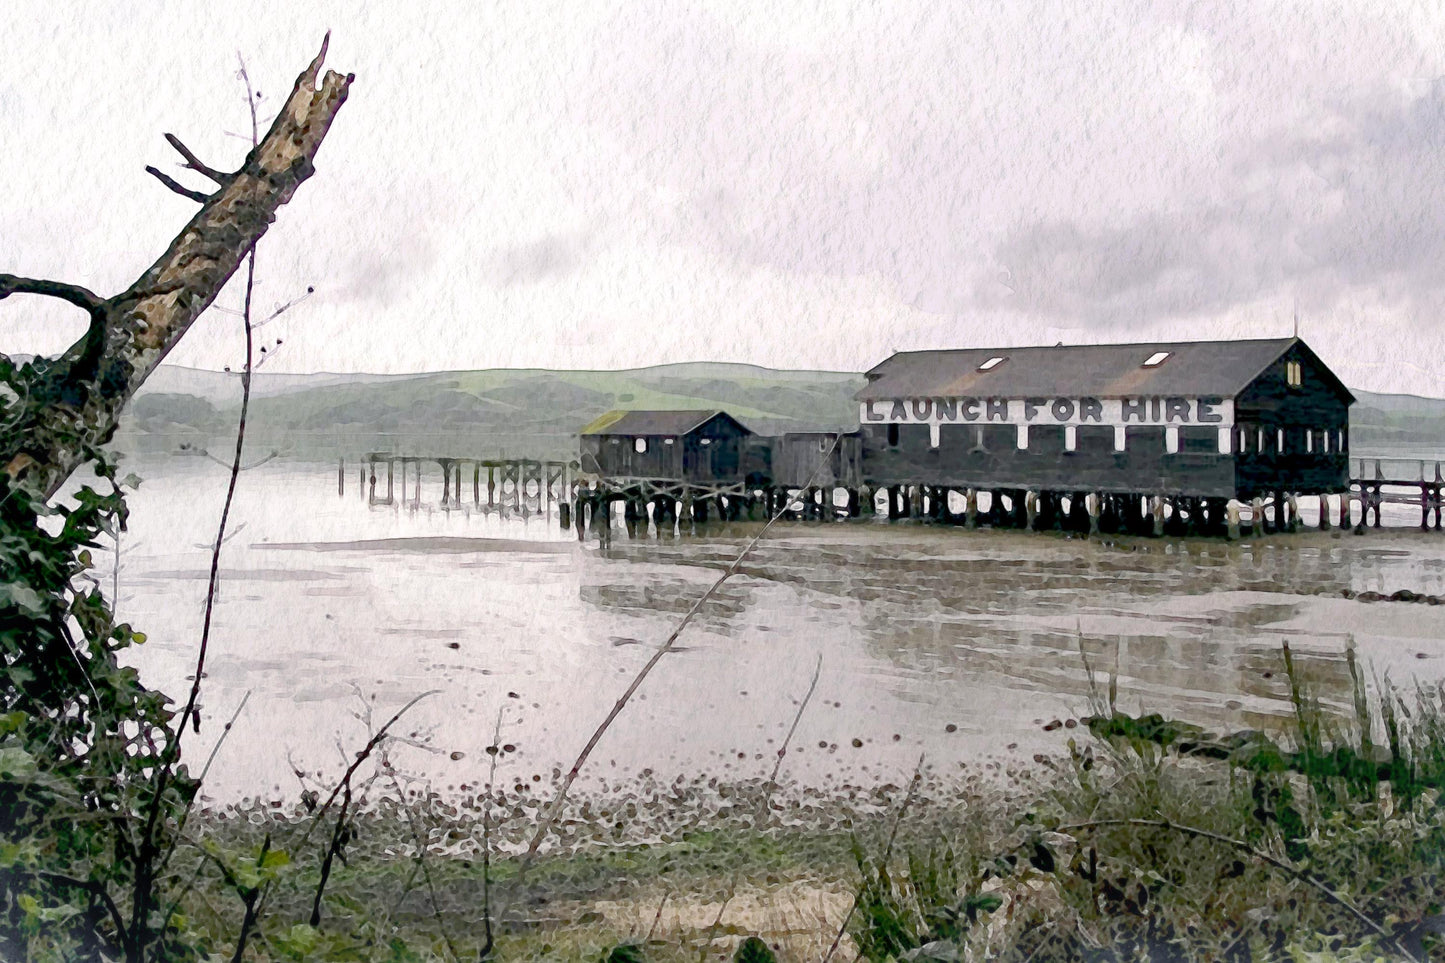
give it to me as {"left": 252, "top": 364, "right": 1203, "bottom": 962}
{"left": 336, "top": 454, "right": 1445, "bottom": 540}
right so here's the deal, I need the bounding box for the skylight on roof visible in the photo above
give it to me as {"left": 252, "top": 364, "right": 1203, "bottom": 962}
{"left": 978, "top": 356, "right": 1006, "bottom": 371}
{"left": 1142, "top": 351, "right": 1171, "bottom": 367}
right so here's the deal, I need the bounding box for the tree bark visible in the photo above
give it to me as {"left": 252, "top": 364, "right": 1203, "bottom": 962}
{"left": 0, "top": 36, "right": 352, "bottom": 498}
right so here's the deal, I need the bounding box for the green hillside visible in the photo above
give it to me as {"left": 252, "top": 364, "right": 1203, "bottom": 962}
{"left": 112, "top": 364, "right": 867, "bottom": 460}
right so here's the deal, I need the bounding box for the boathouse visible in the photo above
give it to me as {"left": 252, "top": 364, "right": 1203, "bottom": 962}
{"left": 855, "top": 337, "right": 1353, "bottom": 512}
{"left": 578, "top": 410, "right": 753, "bottom": 482}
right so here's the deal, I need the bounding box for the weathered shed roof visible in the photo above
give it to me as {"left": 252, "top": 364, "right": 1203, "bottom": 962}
{"left": 856, "top": 337, "right": 1325, "bottom": 400}
{"left": 579, "top": 410, "right": 751, "bottom": 436}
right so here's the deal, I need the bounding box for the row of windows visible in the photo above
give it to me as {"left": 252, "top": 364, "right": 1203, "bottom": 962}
{"left": 882, "top": 423, "right": 1345, "bottom": 455}
{"left": 607, "top": 437, "right": 719, "bottom": 453}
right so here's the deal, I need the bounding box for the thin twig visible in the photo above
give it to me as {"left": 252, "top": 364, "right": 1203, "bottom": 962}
{"left": 144, "top": 165, "right": 212, "bottom": 203}
{"left": 242, "top": 688, "right": 440, "bottom": 947}
{"left": 478, "top": 707, "right": 505, "bottom": 961}
{"left": 1056, "top": 817, "right": 1418, "bottom": 963}
{"left": 644, "top": 892, "right": 670, "bottom": 943}
{"left": 384, "top": 770, "right": 461, "bottom": 962}
{"left": 698, "top": 654, "right": 825, "bottom": 960}
{"left": 164, "top": 132, "right": 230, "bottom": 185}
{"left": 823, "top": 753, "right": 927, "bottom": 963}
{"left": 765, "top": 653, "right": 824, "bottom": 801}
{"left": 518, "top": 436, "right": 843, "bottom": 869}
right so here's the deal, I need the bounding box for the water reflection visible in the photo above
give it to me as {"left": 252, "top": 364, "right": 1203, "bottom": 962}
{"left": 110, "top": 458, "right": 1445, "bottom": 801}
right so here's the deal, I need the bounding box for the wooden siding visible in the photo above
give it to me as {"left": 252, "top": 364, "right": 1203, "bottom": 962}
{"left": 858, "top": 422, "right": 1237, "bottom": 497}
{"left": 771, "top": 433, "right": 864, "bottom": 488}
{"left": 581, "top": 412, "right": 752, "bottom": 483}
{"left": 1233, "top": 342, "right": 1351, "bottom": 497}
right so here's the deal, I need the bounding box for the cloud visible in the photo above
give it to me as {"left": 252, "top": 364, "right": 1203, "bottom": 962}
{"left": 482, "top": 229, "right": 596, "bottom": 287}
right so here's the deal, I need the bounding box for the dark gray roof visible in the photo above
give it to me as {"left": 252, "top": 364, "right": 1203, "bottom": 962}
{"left": 856, "top": 338, "right": 1320, "bottom": 400}
{"left": 579, "top": 409, "right": 751, "bottom": 436}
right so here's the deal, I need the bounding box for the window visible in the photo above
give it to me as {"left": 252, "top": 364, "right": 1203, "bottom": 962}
{"left": 1337, "top": 428, "right": 1346, "bottom": 451}
{"left": 887, "top": 424, "right": 899, "bottom": 447}
{"left": 1258, "top": 428, "right": 1266, "bottom": 453}
{"left": 1017, "top": 425, "right": 1029, "bottom": 449}
{"left": 1321, "top": 430, "right": 1329, "bottom": 454}
{"left": 1218, "top": 427, "right": 1232, "bottom": 454}
{"left": 1143, "top": 351, "right": 1171, "bottom": 367}
{"left": 634, "top": 438, "right": 648, "bottom": 454}
{"left": 1277, "top": 428, "right": 1285, "bottom": 453}
{"left": 1064, "top": 425, "right": 1077, "bottom": 451}
{"left": 609, "top": 438, "right": 620, "bottom": 445}
{"left": 1238, "top": 427, "right": 1249, "bottom": 453}
{"left": 1306, "top": 430, "right": 1314, "bottom": 453}
{"left": 699, "top": 438, "right": 712, "bottom": 447}
{"left": 818, "top": 438, "right": 829, "bottom": 452}
{"left": 1286, "top": 360, "right": 1303, "bottom": 387}
{"left": 1165, "top": 426, "right": 1180, "bottom": 454}
{"left": 663, "top": 438, "right": 675, "bottom": 446}
{"left": 929, "top": 424, "right": 941, "bottom": 449}
{"left": 978, "top": 356, "right": 1006, "bottom": 371}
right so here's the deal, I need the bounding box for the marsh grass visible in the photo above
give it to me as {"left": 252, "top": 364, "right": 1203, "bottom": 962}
{"left": 143, "top": 644, "right": 1445, "bottom": 961}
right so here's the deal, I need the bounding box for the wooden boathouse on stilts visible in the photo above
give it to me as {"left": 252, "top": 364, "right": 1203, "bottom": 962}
{"left": 575, "top": 410, "right": 766, "bottom": 539}
{"left": 852, "top": 337, "right": 1354, "bottom": 538}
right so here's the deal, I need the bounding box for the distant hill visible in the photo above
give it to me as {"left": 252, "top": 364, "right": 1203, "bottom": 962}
{"left": 113, "top": 363, "right": 867, "bottom": 460}
{"left": 108, "top": 363, "right": 1445, "bottom": 461}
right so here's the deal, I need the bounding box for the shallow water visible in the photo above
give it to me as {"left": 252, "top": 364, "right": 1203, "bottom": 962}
{"left": 102, "top": 456, "right": 1445, "bottom": 805}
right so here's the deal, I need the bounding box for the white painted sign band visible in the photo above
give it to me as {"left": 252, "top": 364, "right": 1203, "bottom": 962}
{"left": 860, "top": 396, "right": 1235, "bottom": 428}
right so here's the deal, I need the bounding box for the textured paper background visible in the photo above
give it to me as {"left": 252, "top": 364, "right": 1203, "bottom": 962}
{"left": 4, "top": 2, "right": 1443, "bottom": 395}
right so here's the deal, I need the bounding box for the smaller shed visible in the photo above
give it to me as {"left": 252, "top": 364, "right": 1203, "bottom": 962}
{"left": 771, "top": 432, "right": 863, "bottom": 489}
{"left": 579, "top": 410, "right": 753, "bottom": 483}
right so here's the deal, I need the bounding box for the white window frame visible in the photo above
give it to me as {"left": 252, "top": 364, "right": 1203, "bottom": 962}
{"left": 978, "top": 356, "right": 1006, "bottom": 371}
{"left": 1142, "top": 351, "right": 1171, "bottom": 367}
{"left": 1165, "top": 425, "right": 1180, "bottom": 454}
{"left": 1064, "top": 425, "right": 1077, "bottom": 451}
{"left": 635, "top": 437, "right": 648, "bottom": 454}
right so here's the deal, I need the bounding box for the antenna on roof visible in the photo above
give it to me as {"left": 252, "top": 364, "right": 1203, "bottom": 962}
{"left": 1293, "top": 301, "right": 1299, "bottom": 339}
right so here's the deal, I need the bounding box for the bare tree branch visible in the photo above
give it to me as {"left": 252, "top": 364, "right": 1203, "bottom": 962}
{"left": 1, "top": 32, "right": 353, "bottom": 499}
{"left": 0, "top": 274, "right": 105, "bottom": 318}
{"left": 164, "top": 132, "right": 231, "bottom": 186}
{"left": 143, "top": 165, "right": 212, "bottom": 203}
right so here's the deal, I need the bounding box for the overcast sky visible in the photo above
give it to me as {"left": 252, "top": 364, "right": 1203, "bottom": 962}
{"left": 4, "top": 2, "right": 1445, "bottom": 394}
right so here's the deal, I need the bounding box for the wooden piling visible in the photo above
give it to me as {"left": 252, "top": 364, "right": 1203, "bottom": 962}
{"left": 1151, "top": 496, "right": 1165, "bottom": 537}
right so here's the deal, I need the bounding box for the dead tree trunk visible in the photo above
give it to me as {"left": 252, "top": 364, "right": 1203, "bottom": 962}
{"left": 0, "top": 36, "right": 352, "bottom": 498}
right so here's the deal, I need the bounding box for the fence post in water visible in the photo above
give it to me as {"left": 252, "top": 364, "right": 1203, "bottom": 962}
{"left": 1086, "top": 493, "right": 1100, "bottom": 535}
{"left": 1150, "top": 495, "right": 1165, "bottom": 537}
{"left": 1025, "top": 491, "right": 1038, "bottom": 531}
{"left": 1319, "top": 493, "right": 1331, "bottom": 530}
{"left": 1226, "top": 501, "right": 1240, "bottom": 540}
{"left": 338, "top": 458, "right": 344, "bottom": 496}
{"left": 964, "top": 488, "right": 977, "bottom": 529}
{"left": 1340, "top": 489, "right": 1352, "bottom": 530}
